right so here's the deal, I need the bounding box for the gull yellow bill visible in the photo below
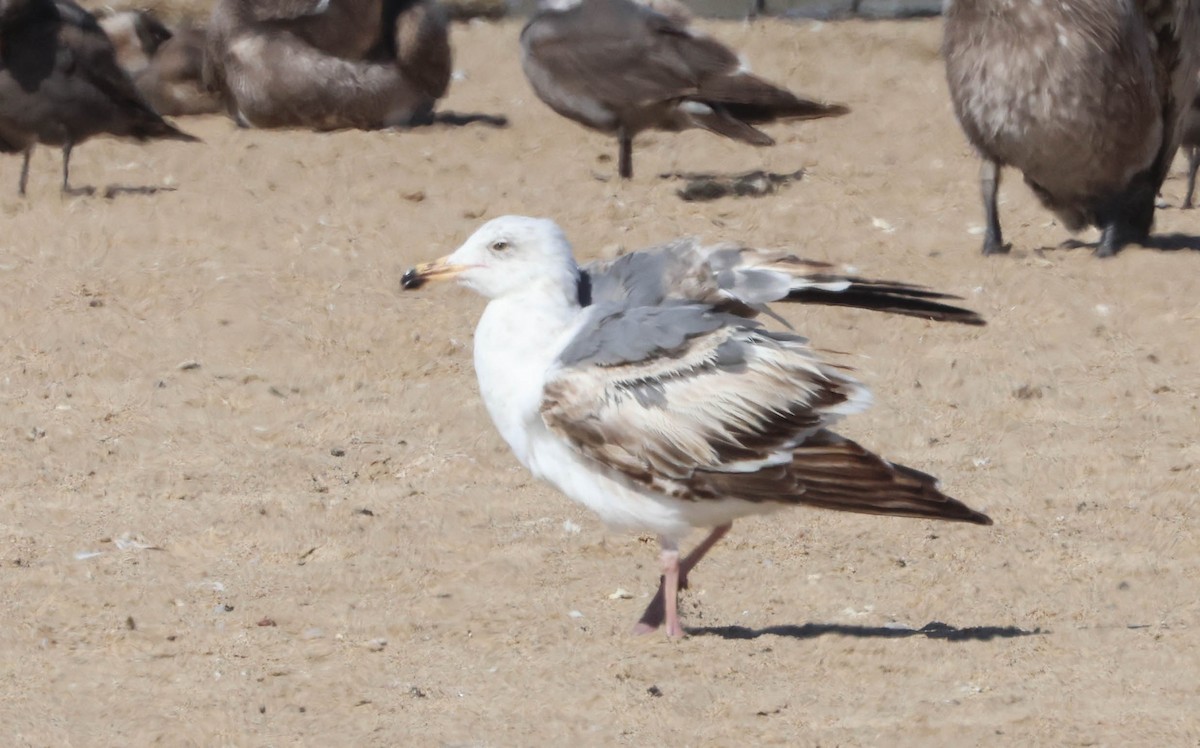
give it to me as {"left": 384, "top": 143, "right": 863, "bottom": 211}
{"left": 401, "top": 256, "right": 467, "bottom": 289}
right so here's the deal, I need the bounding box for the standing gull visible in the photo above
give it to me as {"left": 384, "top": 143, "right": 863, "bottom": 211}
{"left": 944, "top": 0, "right": 1200, "bottom": 257}
{"left": 402, "top": 216, "right": 991, "bottom": 638}
{"left": 0, "top": 0, "right": 198, "bottom": 196}
{"left": 520, "top": 0, "right": 848, "bottom": 179}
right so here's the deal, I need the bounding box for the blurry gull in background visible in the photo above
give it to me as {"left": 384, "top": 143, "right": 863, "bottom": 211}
{"left": 0, "top": 0, "right": 198, "bottom": 196}
{"left": 519, "top": 0, "right": 848, "bottom": 179}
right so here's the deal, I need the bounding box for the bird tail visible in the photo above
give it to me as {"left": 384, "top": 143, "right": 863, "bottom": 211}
{"left": 786, "top": 430, "right": 993, "bottom": 525}
{"left": 134, "top": 118, "right": 201, "bottom": 143}
{"left": 698, "top": 73, "right": 850, "bottom": 123}
{"left": 783, "top": 276, "right": 986, "bottom": 325}
{"left": 708, "top": 248, "right": 986, "bottom": 326}
{"left": 687, "top": 107, "right": 775, "bottom": 146}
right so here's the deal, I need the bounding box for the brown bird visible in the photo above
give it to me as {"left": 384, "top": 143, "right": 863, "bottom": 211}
{"left": 134, "top": 25, "right": 224, "bottom": 117}
{"left": 402, "top": 216, "right": 990, "bottom": 638}
{"left": 96, "top": 10, "right": 173, "bottom": 77}
{"left": 203, "top": 0, "right": 452, "bottom": 130}
{"left": 520, "top": 0, "right": 848, "bottom": 179}
{"left": 98, "top": 11, "right": 222, "bottom": 117}
{"left": 944, "top": 0, "right": 1200, "bottom": 257}
{"left": 1181, "top": 89, "right": 1200, "bottom": 208}
{"left": 0, "top": 0, "right": 198, "bottom": 196}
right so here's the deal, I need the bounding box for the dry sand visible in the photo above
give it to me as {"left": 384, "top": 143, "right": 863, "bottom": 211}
{"left": 1, "top": 17, "right": 1199, "bottom": 746}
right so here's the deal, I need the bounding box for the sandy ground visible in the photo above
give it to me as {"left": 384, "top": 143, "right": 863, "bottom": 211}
{"left": 2, "top": 17, "right": 1199, "bottom": 746}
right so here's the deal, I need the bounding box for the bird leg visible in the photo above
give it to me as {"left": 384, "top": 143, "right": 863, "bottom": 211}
{"left": 979, "top": 159, "right": 1009, "bottom": 255}
{"left": 633, "top": 523, "right": 732, "bottom": 637}
{"left": 1095, "top": 169, "right": 1155, "bottom": 258}
{"left": 18, "top": 146, "right": 33, "bottom": 197}
{"left": 1185, "top": 146, "right": 1200, "bottom": 209}
{"left": 617, "top": 127, "right": 633, "bottom": 180}
{"left": 60, "top": 141, "right": 95, "bottom": 197}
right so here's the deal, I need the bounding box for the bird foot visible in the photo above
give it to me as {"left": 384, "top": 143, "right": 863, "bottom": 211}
{"left": 631, "top": 617, "right": 685, "bottom": 639}
{"left": 631, "top": 572, "right": 689, "bottom": 637}
{"left": 981, "top": 238, "right": 1011, "bottom": 255}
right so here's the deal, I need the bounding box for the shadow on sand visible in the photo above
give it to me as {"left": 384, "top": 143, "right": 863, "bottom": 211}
{"left": 425, "top": 111, "right": 509, "bottom": 128}
{"left": 1144, "top": 232, "right": 1200, "bottom": 252}
{"left": 659, "top": 168, "right": 805, "bottom": 202}
{"left": 687, "top": 620, "right": 1042, "bottom": 642}
{"left": 1033, "top": 231, "right": 1200, "bottom": 255}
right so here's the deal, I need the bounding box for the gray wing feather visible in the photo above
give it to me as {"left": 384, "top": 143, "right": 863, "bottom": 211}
{"left": 557, "top": 302, "right": 740, "bottom": 367}
{"left": 582, "top": 240, "right": 985, "bottom": 325}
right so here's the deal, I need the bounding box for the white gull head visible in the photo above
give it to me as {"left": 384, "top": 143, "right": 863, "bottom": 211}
{"left": 404, "top": 215, "right": 580, "bottom": 301}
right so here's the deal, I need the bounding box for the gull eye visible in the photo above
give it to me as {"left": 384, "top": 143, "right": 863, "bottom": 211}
{"left": 489, "top": 239, "right": 510, "bottom": 252}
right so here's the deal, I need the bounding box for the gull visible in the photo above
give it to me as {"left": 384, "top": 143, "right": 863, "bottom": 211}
{"left": 520, "top": 0, "right": 848, "bottom": 179}
{"left": 402, "top": 216, "right": 992, "bottom": 638}
{"left": 0, "top": 0, "right": 198, "bottom": 196}
{"left": 98, "top": 11, "right": 221, "bottom": 117}
{"left": 203, "top": 0, "right": 451, "bottom": 130}
{"left": 943, "top": 0, "right": 1200, "bottom": 257}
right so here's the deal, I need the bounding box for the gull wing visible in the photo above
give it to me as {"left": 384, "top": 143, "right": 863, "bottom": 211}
{"left": 582, "top": 239, "right": 986, "bottom": 325}
{"left": 520, "top": 0, "right": 738, "bottom": 115}
{"left": 540, "top": 303, "right": 991, "bottom": 523}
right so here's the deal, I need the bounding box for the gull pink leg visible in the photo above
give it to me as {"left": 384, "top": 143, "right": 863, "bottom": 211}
{"left": 661, "top": 545, "right": 684, "bottom": 638}
{"left": 633, "top": 523, "right": 733, "bottom": 637}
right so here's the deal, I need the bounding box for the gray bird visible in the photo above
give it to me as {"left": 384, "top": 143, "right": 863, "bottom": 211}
{"left": 520, "top": 0, "right": 848, "bottom": 179}
{"left": 0, "top": 0, "right": 198, "bottom": 196}
{"left": 944, "top": 0, "right": 1200, "bottom": 257}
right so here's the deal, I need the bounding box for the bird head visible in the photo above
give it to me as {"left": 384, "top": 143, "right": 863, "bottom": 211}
{"left": 402, "top": 216, "right": 580, "bottom": 301}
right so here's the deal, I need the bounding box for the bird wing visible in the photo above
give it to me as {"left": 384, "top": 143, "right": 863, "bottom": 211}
{"left": 540, "top": 304, "right": 867, "bottom": 498}
{"left": 541, "top": 302, "right": 990, "bottom": 524}
{"left": 51, "top": 1, "right": 159, "bottom": 113}
{"left": 246, "top": 0, "right": 336, "bottom": 22}
{"left": 583, "top": 240, "right": 986, "bottom": 325}
{"left": 520, "top": 0, "right": 738, "bottom": 108}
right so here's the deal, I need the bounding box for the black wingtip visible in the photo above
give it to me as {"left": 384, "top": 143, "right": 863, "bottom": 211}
{"left": 786, "top": 286, "right": 986, "bottom": 326}
{"left": 401, "top": 268, "right": 425, "bottom": 290}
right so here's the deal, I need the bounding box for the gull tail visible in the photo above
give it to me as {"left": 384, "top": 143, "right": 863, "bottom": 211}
{"left": 787, "top": 430, "right": 993, "bottom": 525}
{"left": 783, "top": 276, "right": 986, "bottom": 325}
{"left": 698, "top": 73, "right": 850, "bottom": 123}
{"left": 688, "top": 106, "right": 775, "bottom": 146}
{"left": 131, "top": 116, "right": 202, "bottom": 143}
{"left": 714, "top": 249, "right": 986, "bottom": 325}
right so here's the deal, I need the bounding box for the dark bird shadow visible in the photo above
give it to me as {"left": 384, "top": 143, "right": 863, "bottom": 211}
{"left": 687, "top": 620, "right": 1042, "bottom": 642}
{"left": 1029, "top": 232, "right": 1200, "bottom": 256}
{"left": 101, "top": 184, "right": 178, "bottom": 199}
{"left": 659, "top": 168, "right": 805, "bottom": 202}
{"left": 1143, "top": 232, "right": 1200, "bottom": 252}
{"left": 425, "top": 111, "right": 509, "bottom": 128}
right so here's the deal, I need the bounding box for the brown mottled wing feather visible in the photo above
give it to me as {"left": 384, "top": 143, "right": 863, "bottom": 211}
{"left": 540, "top": 305, "right": 989, "bottom": 524}
{"left": 699, "top": 429, "right": 992, "bottom": 524}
